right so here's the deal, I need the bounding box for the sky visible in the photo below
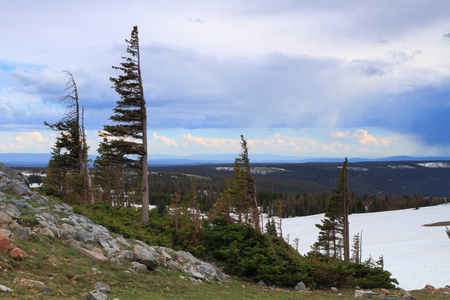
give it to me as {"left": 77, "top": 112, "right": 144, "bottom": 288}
{"left": 1, "top": 0, "right": 450, "bottom": 159}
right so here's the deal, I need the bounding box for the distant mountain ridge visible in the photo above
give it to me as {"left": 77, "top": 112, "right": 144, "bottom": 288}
{"left": 1, "top": 153, "right": 449, "bottom": 167}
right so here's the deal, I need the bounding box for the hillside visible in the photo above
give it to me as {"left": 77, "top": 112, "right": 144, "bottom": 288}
{"left": 1, "top": 164, "right": 448, "bottom": 298}
{"left": 148, "top": 160, "right": 450, "bottom": 197}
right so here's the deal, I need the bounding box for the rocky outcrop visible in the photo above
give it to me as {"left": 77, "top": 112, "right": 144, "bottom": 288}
{"left": 0, "top": 163, "right": 32, "bottom": 196}
{"left": 0, "top": 163, "right": 29, "bottom": 184}
{"left": 0, "top": 169, "right": 228, "bottom": 295}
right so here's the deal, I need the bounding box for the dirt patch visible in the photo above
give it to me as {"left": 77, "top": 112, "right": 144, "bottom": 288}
{"left": 422, "top": 221, "right": 450, "bottom": 227}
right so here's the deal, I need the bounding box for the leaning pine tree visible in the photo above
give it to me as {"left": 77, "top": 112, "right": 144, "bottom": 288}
{"left": 44, "top": 71, "right": 92, "bottom": 204}
{"left": 98, "top": 25, "right": 149, "bottom": 224}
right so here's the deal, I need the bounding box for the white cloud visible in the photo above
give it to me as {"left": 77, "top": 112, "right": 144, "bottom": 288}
{"left": 152, "top": 132, "right": 179, "bottom": 147}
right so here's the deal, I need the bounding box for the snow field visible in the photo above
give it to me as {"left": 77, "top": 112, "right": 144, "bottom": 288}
{"left": 279, "top": 204, "right": 450, "bottom": 290}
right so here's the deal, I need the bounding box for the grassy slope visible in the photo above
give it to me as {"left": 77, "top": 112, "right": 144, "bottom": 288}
{"left": 0, "top": 232, "right": 445, "bottom": 300}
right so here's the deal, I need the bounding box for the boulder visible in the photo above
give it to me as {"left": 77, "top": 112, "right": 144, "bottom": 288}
{"left": 0, "top": 164, "right": 29, "bottom": 184}
{"left": 0, "top": 229, "right": 12, "bottom": 238}
{"left": 94, "top": 282, "right": 110, "bottom": 293}
{"left": 355, "top": 290, "right": 379, "bottom": 298}
{"left": 295, "top": 281, "right": 309, "bottom": 291}
{"left": 71, "top": 245, "right": 108, "bottom": 263}
{"left": 10, "top": 181, "right": 33, "bottom": 196}
{"left": 38, "top": 228, "right": 55, "bottom": 238}
{"left": 0, "top": 283, "right": 13, "bottom": 292}
{"left": 0, "top": 211, "right": 21, "bottom": 229}
{"left": 14, "top": 227, "right": 31, "bottom": 240}
{"left": 0, "top": 235, "right": 11, "bottom": 253}
{"left": 1, "top": 204, "right": 21, "bottom": 218}
{"left": 133, "top": 245, "right": 159, "bottom": 270}
{"left": 13, "top": 278, "right": 45, "bottom": 289}
{"left": 9, "top": 199, "right": 31, "bottom": 209}
{"left": 59, "top": 223, "right": 78, "bottom": 240}
{"left": 131, "top": 261, "right": 148, "bottom": 273}
{"left": 10, "top": 246, "right": 27, "bottom": 261}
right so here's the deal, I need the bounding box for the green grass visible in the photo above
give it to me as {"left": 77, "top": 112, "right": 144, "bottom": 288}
{"left": 0, "top": 232, "right": 447, "bottom": 299}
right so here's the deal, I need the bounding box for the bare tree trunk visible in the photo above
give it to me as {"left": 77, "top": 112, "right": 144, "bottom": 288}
{"left": 343, "top": 158, "right": 350, "bottom": 262}
{"left": 81, "top": 107, "right": 94, "bottom": 205}
{"left": 136, "top": 30, "right": 149, "bottom": 225}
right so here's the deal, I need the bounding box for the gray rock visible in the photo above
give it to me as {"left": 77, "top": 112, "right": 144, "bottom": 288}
{"left": 99, "top": 238, "right": 120, "bottom": 254}
{"left": 91, "top": 225, "right": 112, "bottom": 242}
{"left": 0, "top": 192, "right": 6, "bottom": 201}
{"left": 295, "top": 281, "right": 309, "bottom": 291}
{"left": 130, "top": 261, "right": 148, "bottom": 272}
{"left": 175, "top": 250, "right": 197, "bottom": 265}
{"left": 53, "top": 203, "right": 73, "bottom": 213}
{"left": 14, "top": 227, "right": 31, "bottom": 240}
{"left": 9, "top": 199, "right": 31, "bottom": 209}
{"left": 0, "top": 229, "right": 12, "bottom": 238}
{"left": 0, "top": 211, "right": 20, "bottom": 229}
{"left": 59, "top": 223, "right": 78, "bottom": 240}
{"left": 78, "top": 228, "right": 96, "bottom": 244}
{"left": 196, "top": 261, "right": 227, "bottom": 281}
{"left": 71, "top": 244, "right": 109, "bottom": 263}
{"left": 1, "top": 204, "right": 21, "bottom": 217}
{"left": 109, "top": 250, "right": 134, "bottom": 265}
{"left": 38, "top": 228, "right": 55, "bottom": 239}
{"left": 40, "top": 212, "right": 57, "bottom": 222}
{"left": 94, "top": 282, "right": 110, "bottom": 293}
{"left": 133, "top": 245, "right": 159, "bottom": 270}
{"left": 115, "top": 236, "right": 130, "bottom": 247}
{"left": 257, "top": 280, "right": 266, "bottom": 286}
{"left": 0, "top": 172, "right": 33, "bottom": 196}
{"left": 355, "top": 290, "right": 379, "bottom": 298}
{"left": 190, "top": 270, "right": 207, "bottom": 281}
{"left": 10, "top": 181, "right": 33, "bottom": 196}
{"left": 86, "top": 289, "right": 107, "bottom": 300}
{"left": 0, "top": 164, "right": 29, "bottom": 184}
{"left": 0, "top": 283, "right": 13, "bottom": 292}
{"left": 331, "top": 287, "right": 338, "bottom": 292}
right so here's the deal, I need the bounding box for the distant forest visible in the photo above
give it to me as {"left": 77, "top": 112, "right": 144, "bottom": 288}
{"left": 21, "top": 159, "right": 448, "bottom": 218}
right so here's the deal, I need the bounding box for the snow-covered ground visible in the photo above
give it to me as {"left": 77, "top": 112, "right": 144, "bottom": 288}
{"left": 279, "top": 204, "right": 450, "bottom": 290}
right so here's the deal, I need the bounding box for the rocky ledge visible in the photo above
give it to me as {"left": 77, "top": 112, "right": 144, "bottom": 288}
{"left": 0, "top": 167, "right": 227, "bottom": 299}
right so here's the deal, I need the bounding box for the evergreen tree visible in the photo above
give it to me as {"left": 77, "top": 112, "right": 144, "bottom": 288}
{"left": 315, "top": 158, "right": 350, "bottom": 261}
{"left": 44, "top": 71, "right": 92, "bottom": 203}
{"left": 211, "top": 135, "right": 261, "bottom": 232}
{"left": 351, "top": 232, "right": 361, "bottom": 264}
{"left": 98, "top": 25, "right": 149, "bottom": 223}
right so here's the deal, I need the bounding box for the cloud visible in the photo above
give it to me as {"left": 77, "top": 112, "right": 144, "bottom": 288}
{"left": 152, "top": 132, "right": 179, "bottom": 147}
{"left": 330, "top": 129, "right": 393, "bottom": 147}
{"left": 0, "top": 132, "right": 54, "bottom": 152}
{"left": 182, "top": 134, "right": 239, "bottom": 148}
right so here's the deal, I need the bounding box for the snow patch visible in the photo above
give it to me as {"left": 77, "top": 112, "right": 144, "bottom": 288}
{"left": 215, "top": 166, "right": 289, "bottom": 175}
{"left": 387, "top": 165, "right": 415, "bottom": 169}
{"left": 417, "top": 162, "right": 450, "bottom": 168}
